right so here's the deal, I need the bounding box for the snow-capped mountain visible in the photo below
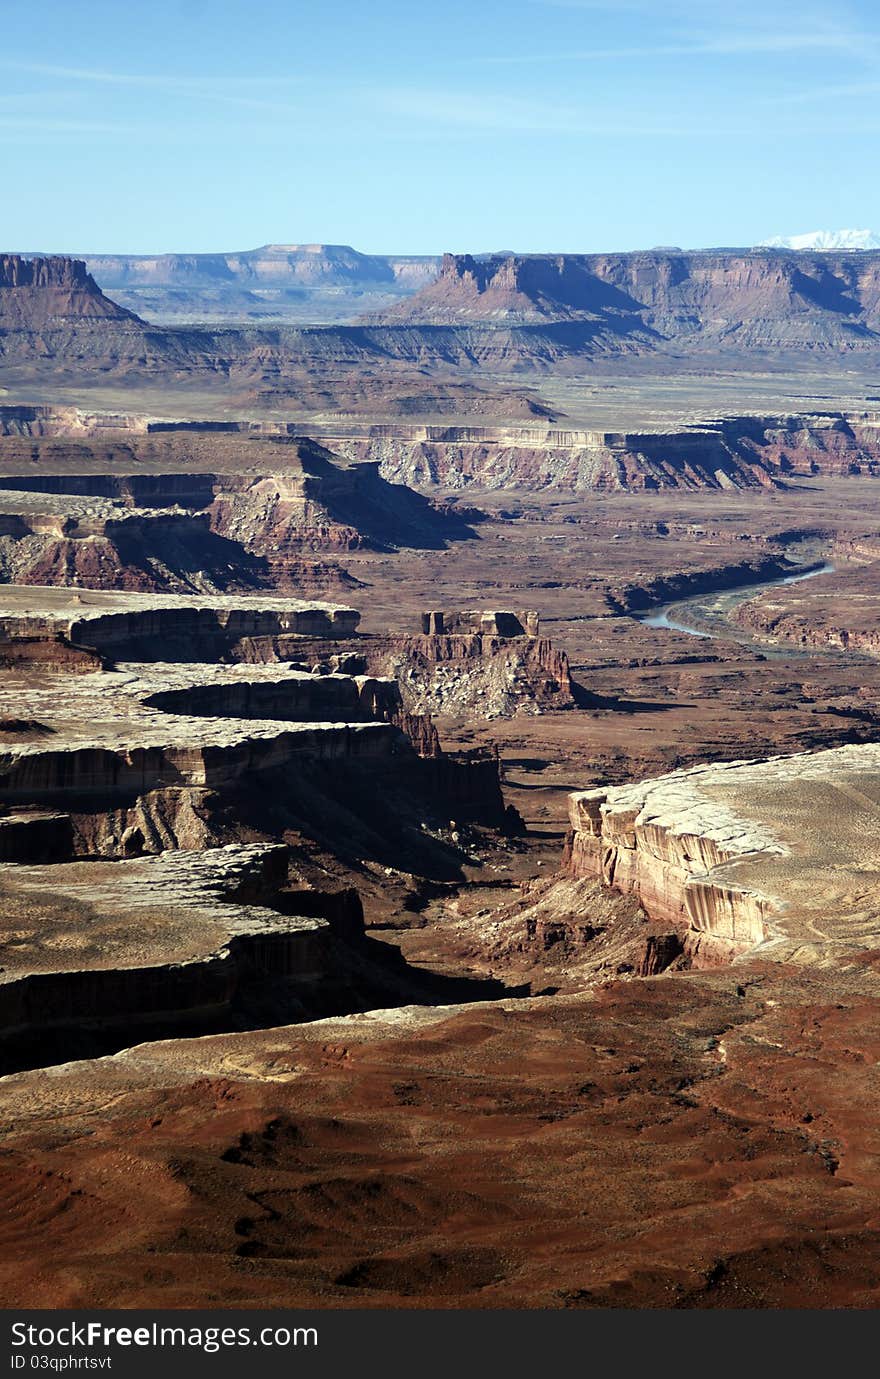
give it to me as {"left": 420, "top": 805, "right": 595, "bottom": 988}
{"left": 758, "top": 229, "right": 880, "bottom": 251}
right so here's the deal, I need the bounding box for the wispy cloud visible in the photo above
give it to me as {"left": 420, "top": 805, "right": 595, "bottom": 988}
{"left": 763, "top": 80, "right": 880, "bottom": 105}
{"left": 473, "top": 30, "right": 868, "bottom": 65}
{"left": 0, "top": 117, "right": 142, "bottom": 135}
{"left": 372, "top": 86, "right": 710, "bottom": 136}
{"left": 0, "top": 62, "right": 305, "bottom": 113}
{"left": 494, "top": 0, "right": 877, "bottom": 65}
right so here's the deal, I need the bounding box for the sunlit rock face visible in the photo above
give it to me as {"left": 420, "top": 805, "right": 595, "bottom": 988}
{"left": 567, "top": 743, "right": 880, "bottom": 967}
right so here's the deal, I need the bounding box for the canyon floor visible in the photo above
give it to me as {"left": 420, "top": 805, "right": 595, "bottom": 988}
{"left": 5, "top": 368, "right": 880, "bottom": 1306}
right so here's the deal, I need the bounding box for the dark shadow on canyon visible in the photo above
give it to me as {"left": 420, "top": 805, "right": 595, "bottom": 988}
{"left": 0, "top": 926, "right": 524, "bottom": 1079}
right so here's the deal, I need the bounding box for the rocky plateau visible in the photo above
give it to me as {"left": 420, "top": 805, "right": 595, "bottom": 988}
{"left": 7, "top": 246, "right": 880, "bottom": 1310}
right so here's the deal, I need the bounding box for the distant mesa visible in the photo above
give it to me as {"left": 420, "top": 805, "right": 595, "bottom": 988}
{"left": 368, "top": 251, "right": 643, "bottom": 326}
{"left": 5, "top": 243, "right": 444, "bottom": 329}
{"left": 368, "top": 247, "right": 880, "bottom": 354}
{"left": 81, "top": 242, "right": 441, "bottom": 291}
{"left": 7, "top": 245, "right": 880, "bottom": 387}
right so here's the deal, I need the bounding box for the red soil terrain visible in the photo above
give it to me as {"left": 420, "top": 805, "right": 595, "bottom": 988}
{"left": 2, "top": 961, "right": 879, "bottom": 1309}
{"left": 0, "top": 459, "right": 878, "bottom": 1307}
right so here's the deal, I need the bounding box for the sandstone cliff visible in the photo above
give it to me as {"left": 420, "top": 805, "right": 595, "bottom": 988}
{"left": 10, "top": 247, "right": 880, "bottom": 388}
{"left": 0, "top": 427, "right": 477, "bottom": 593}
{"left": 566, "top": 763, "right": 784, "bottom": 966}
{"left": 330, "top": 413, "right": 880, "bottom": 492}
{"left": 0, "top": 256, "right": 141, "bottom": 328}
{"left": 372, "top": 249, "right": 880, "bottom": 353}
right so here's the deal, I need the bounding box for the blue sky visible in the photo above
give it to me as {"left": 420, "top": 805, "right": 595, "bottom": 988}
{"left": 3, "top": 0, "right": 880, "bottom": 254}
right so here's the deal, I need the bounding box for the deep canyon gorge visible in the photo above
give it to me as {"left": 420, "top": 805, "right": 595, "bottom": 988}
{"left": 4, "top": 243, "right": 880, "bottom": 1310}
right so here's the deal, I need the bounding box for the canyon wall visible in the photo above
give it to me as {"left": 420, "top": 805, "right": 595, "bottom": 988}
{"left": 735, "top": 562, "right": 880, "bottom": 658}
{"left": 376, "top": 250, "right": 880, "bottom": 352}
{"left": 0, "top": 596, "right": 360, "bottom": 659}
{"left": 0, "top": 429, "right": 476, "bottom": 596}
{"left": 565, "top": 766, "right": 782, "bottom": 966}
{"left": 329, "top": 414, "right": 880, "bottom": 492}
{"left": 7, "top": 249, "right": 880, "bottom": 386}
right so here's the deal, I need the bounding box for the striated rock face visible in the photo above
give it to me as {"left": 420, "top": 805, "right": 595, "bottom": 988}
{"left": 330, "top": 413, "right": 880, "bottom": 492}
{"left": 0, "top": 498, "right": 272, "bottom": 595}
{"left": 206, "top": 444, "right": 477, "bottom": 556}
{"left": 375, "top": 249, "right": 880, "bottom": 352}
{"left": 9, "top": 247, "right": 880, "bottom": 394}
{"left": 0, "top": 430, "right": 477, "bottom": 594}
{"left": 374, "top": 252, "right": 652, "bottom": 327}
{"left": 359, "top": 613, "right": 573, "bottom": 719}
{"left": 567, "top": 742, "right": 880, "bottom": 968}
{"left": 140, "top": 669, "right": 399, "bottom": 725}
{"left": 566, "top": 762, "right": 784, "bottom": 965}
{"left": 0, "top": 256, "right": 140, "bottom": 328}
{"left": 0, "top": 638, "right": 509, "bottom": 845}
{"left": 0, "top": 587, "right": 360, "bottom": 660}
{"left": 0, "top": 720, "right": 400, "bottom": 802}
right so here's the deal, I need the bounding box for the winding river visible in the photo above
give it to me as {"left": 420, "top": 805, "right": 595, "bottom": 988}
{"left": 637, "top": 561, "right": 835, "bottom": 652}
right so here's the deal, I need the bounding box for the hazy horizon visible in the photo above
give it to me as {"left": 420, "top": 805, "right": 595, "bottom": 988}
{"left": 11, "top": 236, "right": 880, "bottom": 259}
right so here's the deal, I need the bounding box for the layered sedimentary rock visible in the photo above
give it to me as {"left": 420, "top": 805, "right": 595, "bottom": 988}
{"left": 375, "top": 250, "right": 880, "bottom": 352}
{"left": 735, "top": 562, "right": 880, "bottom": 659}
{"left": 567, "top": 742, "right": 880, "bottom": 966}
{"left": 6, "top": 406, "right": 880, "bottom": 518}
{"left": 0, "top": 718, "right": 398, "bottom": 802}
{"left": 139, "top": 664, "right": 401, "bottom": 725}
{"left": 81, "top": 243, "right": 440, "bottom": 323}
{"left": 0, "top": 586, "right": 359, "bottom": 658}
{"left": 0, "top": 257, "right": 181, "bottom": 374}
{"left": 0, "top": 634, "right": 106, "bottom": 672}
{"left": 0, "top": 842, "right": 384, "bottom": 1070}
{"left": 0, "top": 487, "right": 274, "bottom": 593}
{"left": 0, "top": 427, "right": 476, "bottom": 594}
{"left": 7, "top": 250, "right": 880, "bottom": 397}
{"left": 330, "top": 413, "right": 880, "bottom": 492}
{"left": 206, "top": 448, "right": 476, "bottom": 555}
{"left": 0, "top": 256, "right": 140, "bottom": 328}
{"left": 567, "top": 766, "right": 780, "bottom": 965}
{"left": 83, "top": 244, "right": 438, "bottom": 290}
{"left": 0, "top": 661, "right": 401, "bottom": 806}
{"left": 5, "top": 406, "right": 879, "bottom": 502}
{"left": 317, "top": 611, "right": 575, "bottom": 718}
{"left": 0, "top": 603, "right": 508, "bottom": 852}
{"left": 0, "top": 255, "right": 456, "bottom": 380}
